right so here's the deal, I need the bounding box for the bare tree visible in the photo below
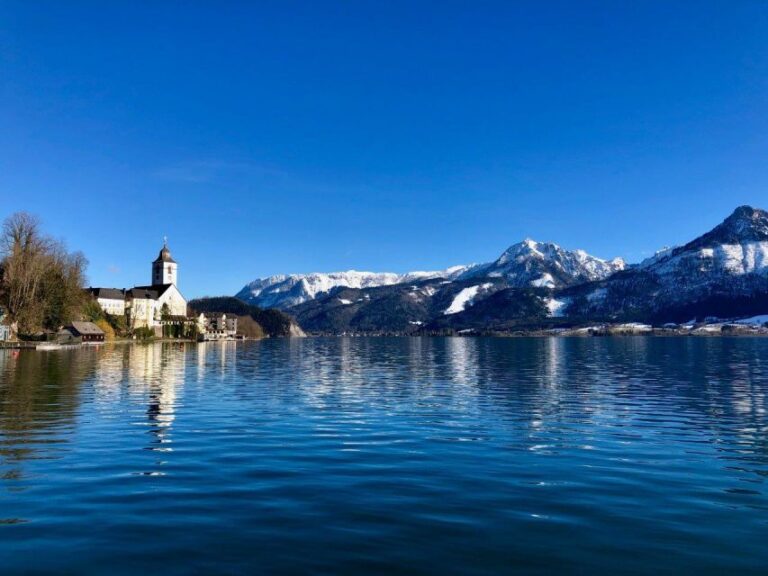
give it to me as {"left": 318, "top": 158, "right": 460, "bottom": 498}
{"left": 0, "top": 212, "right": 88, "bottom": 334}
{"left": 0, "top": 213, "right": 48, "bottom": 332}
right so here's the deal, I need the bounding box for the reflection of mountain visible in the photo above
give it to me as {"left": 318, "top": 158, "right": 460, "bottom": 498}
{"left": 2, "top": 338, "right": 767, "bottom": 493}
{"left": 446, "top": 337, "right": 479, "bottom": 386}
{"left": 242, "top": 337, "right": 768, "bottom": 467}
{"left": 0, "top": 348, "right": 99, "bottom": 461}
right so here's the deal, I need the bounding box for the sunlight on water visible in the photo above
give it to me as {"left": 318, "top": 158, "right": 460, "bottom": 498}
{"left": 0, "top": 338, "right": 767, "bottom": 574}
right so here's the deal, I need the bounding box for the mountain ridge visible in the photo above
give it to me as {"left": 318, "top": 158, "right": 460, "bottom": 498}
{"left": 238, "top": 240, "right": 623, "bottom": 309}
{"left": 236, "top": 205, "right": 768, "bottom": 334}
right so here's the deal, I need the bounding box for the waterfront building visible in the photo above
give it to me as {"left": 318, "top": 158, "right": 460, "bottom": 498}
{"left": 88, "top": 240, "right": 188, "bottom": 331}
{"left": 63, "top": 321, "right": 106, "bottom": 343}
{"left": 197, "top": 312, "right": 238, "bottom": 341}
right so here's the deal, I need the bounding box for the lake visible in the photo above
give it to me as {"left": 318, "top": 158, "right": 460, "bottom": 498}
{"left": 1, "top": 337, "right": 767, "bottom": 574}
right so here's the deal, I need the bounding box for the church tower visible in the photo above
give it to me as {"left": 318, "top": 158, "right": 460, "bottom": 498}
{"left": 152, "top": 239, "right": 178, "bottom": 286}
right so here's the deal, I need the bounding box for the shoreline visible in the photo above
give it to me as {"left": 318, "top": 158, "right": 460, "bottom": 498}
{"left": 0, "top": 336, "right": 264, "bottom": 350}
{"left": 4, "top": 331, "right": 768, "bottom": 350}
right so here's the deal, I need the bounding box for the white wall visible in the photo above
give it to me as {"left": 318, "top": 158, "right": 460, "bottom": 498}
{"left": 156, "top": 285, "right": 187, "bottom": 317}
{"left": 97, "top": 297, "right": 126, "bottom": 316}
{"left": 153, "top": 262, "right": 177, "bottom": 285}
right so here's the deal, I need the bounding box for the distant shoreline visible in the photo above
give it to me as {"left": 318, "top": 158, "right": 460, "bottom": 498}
{"left": 0, "top": 337, "right": 267, "bottom": 350}
{"left": 266, "top": 329, "right": 768, "bottom": 338}
{"left": 3, "top": 332, "right": 767, "bottom": 350}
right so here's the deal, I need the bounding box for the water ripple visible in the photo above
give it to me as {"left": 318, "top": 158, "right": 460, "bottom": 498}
{"left": 0, "top": 338, "right": 767, "bottom": 574}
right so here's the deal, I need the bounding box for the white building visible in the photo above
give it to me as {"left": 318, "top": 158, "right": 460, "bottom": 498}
{"left": 126, "top": 288, "right": 158, "bottom": 328}
{"left": 90, "top": 241, "right": 188, "bottom": 330}
{"left": 88, "top": 288, "right": 127, "bottom": 316}
{"left": 196, "top": 312, "right": 238, "bottom": 341}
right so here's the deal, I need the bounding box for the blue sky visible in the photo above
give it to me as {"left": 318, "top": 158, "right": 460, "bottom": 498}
{"left": 1, "top": 1, "right": 767, "bottom": 298}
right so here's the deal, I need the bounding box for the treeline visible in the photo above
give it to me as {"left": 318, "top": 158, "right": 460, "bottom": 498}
{"left": 188, "top": 296, "right": 298, "bottom": 337}
{"left": 0, "top": 212, "right": 87, "bottom": 335}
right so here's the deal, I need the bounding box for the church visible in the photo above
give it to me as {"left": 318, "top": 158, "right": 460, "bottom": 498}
{"left": 88, "top": 240, "right": 188, "bottom": 331}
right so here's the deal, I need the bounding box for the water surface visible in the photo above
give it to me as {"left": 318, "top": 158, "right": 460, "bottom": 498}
{"left": 1, "top": 337, "right": 767, "bottom": 574}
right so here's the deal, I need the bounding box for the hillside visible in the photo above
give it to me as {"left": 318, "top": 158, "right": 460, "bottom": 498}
{"left": 188, "top": 297, "right": 304, "bottom": 337}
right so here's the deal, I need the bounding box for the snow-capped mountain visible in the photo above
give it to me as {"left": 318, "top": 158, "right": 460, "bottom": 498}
{"left": 566, "top": 205, "right": 768, "bottom": 321}
{"left": 460, "top": 239, "right": 625, "bottom": 287}
{"left": 236, "top": 267, "right": 471, "bottom": 309}
{"left": 237, "top": 206, "right": 768, "bottom": 332}
{"left": 635, "top": 206, "right": 768, "bottom": 274}
{"left": 237, "top": 239, "right": 622, "bottom": 309}
{"left": 639, "top": 205, "right": 768, "bottom": 275}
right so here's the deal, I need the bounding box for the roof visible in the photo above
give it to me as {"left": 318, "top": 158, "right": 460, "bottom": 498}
{"left": 204, "top": 312, "right": 228, "bottom": 319}
{"left": 68, "top": 321, "right": 105, "bottom": 336}
{"left": 88, "top": 287, "right": 125, "bottom": 300}
{"left": 128, "top": 287, "right": 159, "bottom": 300}
{"left": 153, "top": 242, "right": 177, "bottom": 264}
{"left": 131, "top": 284, "right": 174, "bottom": 299}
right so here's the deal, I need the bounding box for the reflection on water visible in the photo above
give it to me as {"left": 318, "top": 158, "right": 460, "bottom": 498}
{"left": 0, "top": 347, "right": 98, "bottom": 462}
{"left": 0, "top": 337, "right": 768, "bottom": 574}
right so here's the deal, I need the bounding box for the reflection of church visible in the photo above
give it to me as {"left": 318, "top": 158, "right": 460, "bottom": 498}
{"left": 88, "top": 240, "right": 188, "bottom": 332}
{"left": 129, "top": 343, "right": 186, "bottom": 459}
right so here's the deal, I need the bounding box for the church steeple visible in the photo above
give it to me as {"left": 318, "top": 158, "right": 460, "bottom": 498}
{"left": 152, "top": 238, "right": 178, "bottom": 285}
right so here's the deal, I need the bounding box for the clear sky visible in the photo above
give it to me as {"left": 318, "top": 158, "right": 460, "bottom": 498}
{"left": 1, "top": 1, "right": 767, "bottom": 298}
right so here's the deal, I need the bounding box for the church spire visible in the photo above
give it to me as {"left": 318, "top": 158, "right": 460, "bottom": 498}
{"left": 152, "top": 239, "right": 178, "bottom": 285}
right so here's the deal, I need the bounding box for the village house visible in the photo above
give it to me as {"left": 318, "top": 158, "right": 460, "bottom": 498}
{"left": 196, "top": 312, "right": 238, "bottom": 341}
{"left": 62, "top": 321, "right": 106, "bottom": 343}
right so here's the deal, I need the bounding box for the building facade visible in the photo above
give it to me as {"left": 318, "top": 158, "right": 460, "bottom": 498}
{"left": 64, "top": 321, "right": 106, "bottom": 343}
{"left": 88, "top": 288, "right": 127, "bottom": 316}
{"left": 196, "top": 312, "right": 238, "bottom": 341}
{"left": 89, "top": 241, "right": 188, "bottom": 330}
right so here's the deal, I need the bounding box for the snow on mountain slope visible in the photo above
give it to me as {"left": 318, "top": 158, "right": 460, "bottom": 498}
{"left": 568, "top": 206, "right": 768, "bottom": 321}
{"left": 460, "top": 239, "right": 625, "bottom": 287}
{"left": 236, "top": 205, "right": 768, "bottom": 331}
{"left": 635, "top": 206, "right": 768, "bottom": 279}
{"left": 734, "top": 314, "right": 768, "bottom": 326}
{"left": 637, "top": 246, "right": 675, "bottom": 269}
{"left": 444, "top": 283, "right": 493, "bottom": 315}
{"left": 237, "top": 267, "right": 473, "bottom": 309}
{"left": 648, "top": 241, "right": 768, "bottom": 277}
{"left": 545, "top": 297, "right": 570, "bottom": 317}
{"left": 237, "top": 240, "right": 625, "bottom": 309}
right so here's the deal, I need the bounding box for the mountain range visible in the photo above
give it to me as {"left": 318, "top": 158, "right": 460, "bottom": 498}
{"left": 236, "top": 206, "right": 768, "bottom": 334}
{"left": 237, "top": 240, "right": 625, "bottom": 309}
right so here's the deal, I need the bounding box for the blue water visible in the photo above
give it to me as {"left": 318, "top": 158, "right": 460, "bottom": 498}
{"left": 1, "top": 337, "right": 767, "bottom": 574}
